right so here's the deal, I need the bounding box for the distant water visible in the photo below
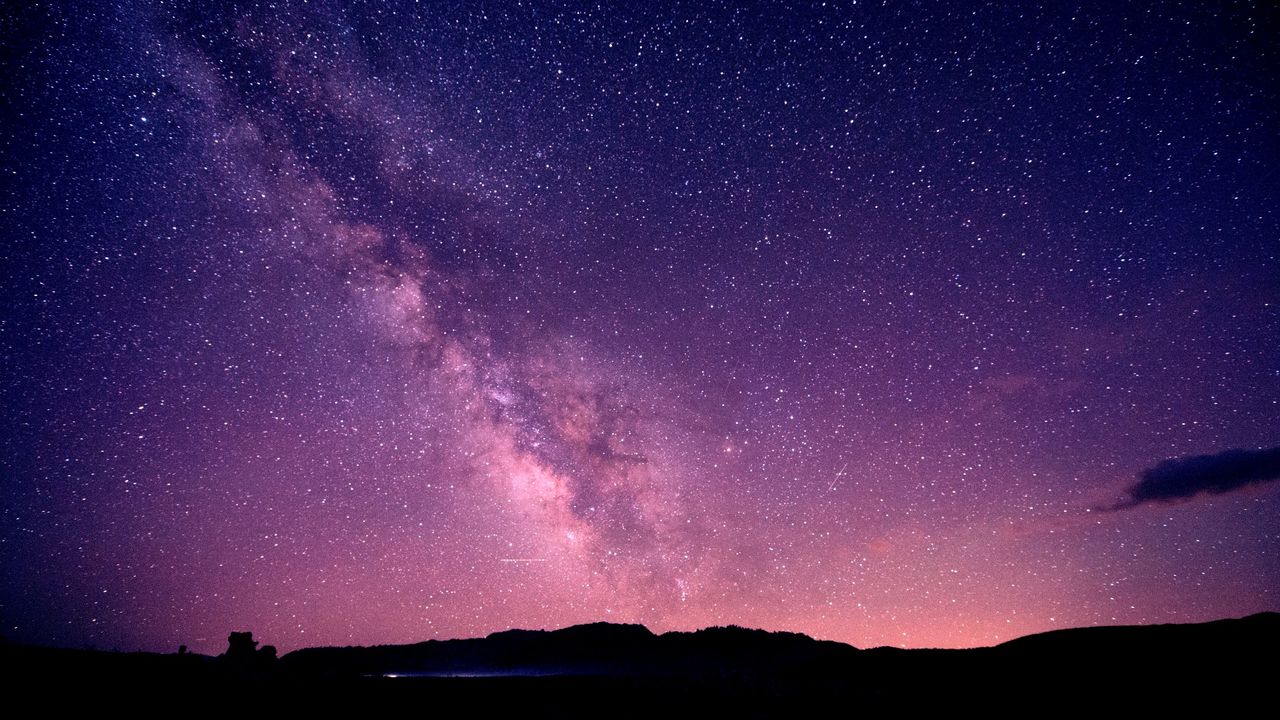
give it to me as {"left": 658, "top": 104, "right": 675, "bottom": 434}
{"left": 381, "top": 669, "right": 577, "bottom": 678}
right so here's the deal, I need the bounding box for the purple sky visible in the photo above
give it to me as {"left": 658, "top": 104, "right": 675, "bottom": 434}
{"left": 3, "top": 1, "right": 1277, "bottom": 653}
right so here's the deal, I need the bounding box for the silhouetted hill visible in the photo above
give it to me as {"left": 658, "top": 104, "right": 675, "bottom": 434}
{"left": 280, "top": 620, "right": 857, "bottom": 680}
{"left": 994, "top": 611, "right": 1279, "bottom": 654}
{"left": 3, "top": 613, "right": 1276, "bottom": 714}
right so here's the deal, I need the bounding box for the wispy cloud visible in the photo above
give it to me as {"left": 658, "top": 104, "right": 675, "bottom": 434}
{"left": 1097, "top": 446, "right": 1280, "bottom": 512}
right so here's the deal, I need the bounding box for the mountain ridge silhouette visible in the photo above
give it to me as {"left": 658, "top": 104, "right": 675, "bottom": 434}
{"left": 4, "top": 612, "right": 1276, "bottom": 712}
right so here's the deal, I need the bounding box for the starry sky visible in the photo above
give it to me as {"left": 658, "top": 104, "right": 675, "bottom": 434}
{"left": 3, "top": 1, "right": 1278, "bottom": 654}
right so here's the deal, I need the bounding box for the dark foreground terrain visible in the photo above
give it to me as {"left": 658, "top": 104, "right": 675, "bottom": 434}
{"left": 3, "top": 613, "right": 1276, "bottom": 715}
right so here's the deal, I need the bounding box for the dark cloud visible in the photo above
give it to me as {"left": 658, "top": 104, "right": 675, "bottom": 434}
{"left": 1100, "top": 446, "right": 1280, "bottom": 511}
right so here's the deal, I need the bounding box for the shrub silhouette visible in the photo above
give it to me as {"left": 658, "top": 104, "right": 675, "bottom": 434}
{"left": 220, "top": 631, "right": 277, "bottom": 678}
{"left": 224, "top": 631, "right": 259, "bottom": 661}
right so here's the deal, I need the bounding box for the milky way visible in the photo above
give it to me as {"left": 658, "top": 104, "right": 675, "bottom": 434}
{"left": 3, "top": 1, "right": 1278, "bottom": 653}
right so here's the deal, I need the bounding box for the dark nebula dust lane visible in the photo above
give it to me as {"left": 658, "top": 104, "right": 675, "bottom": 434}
{"left": 2, "top": 1, "right": 1277, "bottom": 654}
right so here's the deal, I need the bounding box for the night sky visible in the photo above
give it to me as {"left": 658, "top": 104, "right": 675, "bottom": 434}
{"left": 3, "top": 1, "right": 1278, "bottom": 655}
